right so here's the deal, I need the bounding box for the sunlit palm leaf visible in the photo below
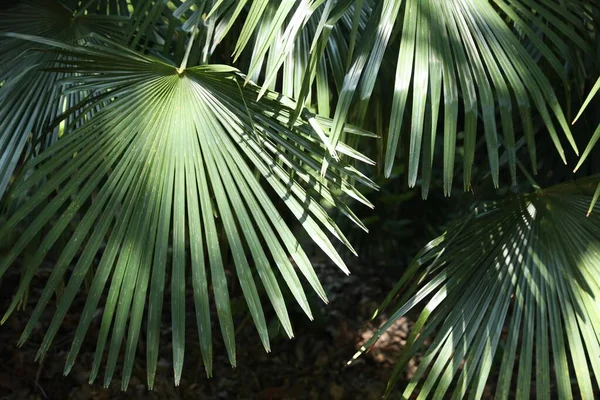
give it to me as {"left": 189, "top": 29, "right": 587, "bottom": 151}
{"left": 0, "top": 34, "right": 373, "bottom": 390}
{"left": 0, "top": 0, "right": 124, "bottom": 201}
{"left": 573, "top": 76, "right": 600, "bottom": 214}
{"left": 208, "top": 0, "right": 308, "bottom": 63}
{"left": 573, "top": 76, "right": 600, "bottom": 173}
{"left": 126, "top": 0, "right": 249, "bottom": 67}
{"left": 197, "top": 1, "right": 366, "bottom": 117}
{"left": 353, "top": 175, "right": 600, "bottom": 399}
{"left": 329, "top": 0, "right": 596, "bottom": 196}
{"left": 252, "top": 1, "right": 362, "bottom": 117}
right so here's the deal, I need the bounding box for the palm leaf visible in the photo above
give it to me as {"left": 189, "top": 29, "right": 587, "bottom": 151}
{"left": 573, "top": 75, "right": 600, "bottom": 174}
{"left": 353, "top": 175, "right": 600, "bottom": 399}
{"left": 328, "top": 0, "right": 596, "bottom": 196}
{"left": 126, "top": 0, "right": 204, "bottom": 59}
{"left": 65, "top": 0, "right": 132, "bottom": 16}
{"left": 572, "top": 76, "right": 600, "bottom": 214}
{"left": 0, "top": 0, "right": 124, "bottom": 202}
{"left": 0, "top": 34, "right": 374, "bottom": 389}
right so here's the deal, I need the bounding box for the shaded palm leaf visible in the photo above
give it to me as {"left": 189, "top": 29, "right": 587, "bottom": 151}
{"left": 0, "top": 0, "right": 124, "bottom": 201}
{"left": 124, "top": 0, "right": 248, "bottom": 65}
{"left": 125, "top": 0, "right": 202, "bottom": 57}
{"left": 124, "top": 0, "right": 273, "bottom": 68}
{"left": 65, "top": 0, "right": 132, "bottom": 16}
{"left": 353, "top": 175, "right": 600, "bottom": 399}
{"left": 0, "top": 34, "right": 374, "bottom": 390}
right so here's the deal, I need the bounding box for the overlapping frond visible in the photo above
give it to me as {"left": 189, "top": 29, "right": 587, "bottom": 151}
{"left": 328, "top": 0, "right": 596, "bottom": 196}
{"left": 130, "top": 0, "right": 362, "bottom": 118}
{"left": 0, "top": 35, "right": 374, "bottom": 389}
{"left": 40, "top": 0, "right": 595, "bottom": 198}
{"left": 0, "top": 0, "right": 124, "bottom": 201}
{"left": 78, "top": 1, "right": 597, "bottom": 198}
{"left": 353, "top": 176, "right": 600, "bottom": 399}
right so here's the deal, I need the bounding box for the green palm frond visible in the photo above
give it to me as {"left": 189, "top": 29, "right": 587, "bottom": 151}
{"left": 63, "top": 0, "right": 132, "bottom": 16}
{"left": 353, "top": 175, "right": 600, "bottom": 399}
{"left": 0, "top": 0, "right": 124, "bottom": 201}
{"left": 574, "top": 76, "right": 600, "bottom": 173}
{"left": 328, "top": 0, "right": 596, "bottom": 196}
{"left": 0, "top": 34, "right": 374, "bottom": 389}
{"left": 253, "top": 1, "right": 371, "bottom": 121}
{"left": 208, "top": 0, "right": 317, "bottom": 63}
{"left": 125, "top": 0, "right": 203, "bottom": 57}
{"left": 573, "top": 76, "right": 600, "bottom": 214}
{"left": 129, "top": 0, "right": 358, "bottom": 116}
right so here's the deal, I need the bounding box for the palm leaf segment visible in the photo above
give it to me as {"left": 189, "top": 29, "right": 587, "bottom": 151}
{"left": 354, "top": 176, "right": 600, "bottom": 399}
{"left": 572, "top": 76, "right": 600, "bottom": 214}
{"left": 212, "top": 0, "right": 362, "bottom": 112}
{"left": 0, "top": 36, "right": 374, "bottom": 389}
{"left": 0, "top": 0, "right": 125, "bottom": 202}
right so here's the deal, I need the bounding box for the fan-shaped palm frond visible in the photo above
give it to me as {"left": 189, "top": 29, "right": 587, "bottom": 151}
{"left": 0, "top": 0, "right": 124, "bottom": 201}
{"left": 327, "top": 0, "right": 596, "bottom": 196}
{"left": 0, "top": 34, "right": 374, "bottom": 389}
{"left": 353, "top": 175, "right": 600, "bottom": 399}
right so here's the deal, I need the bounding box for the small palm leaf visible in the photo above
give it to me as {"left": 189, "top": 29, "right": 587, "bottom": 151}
{"left": 353, "top": 175, "right": 600, "bottom": 399}
{"left": 0, "top": 0, "right": 124, "bottom": 201}
{"left": 0, "top": 35, "right": 374, "bottom": 389}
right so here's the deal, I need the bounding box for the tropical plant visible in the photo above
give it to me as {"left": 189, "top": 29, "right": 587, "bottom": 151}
{"left": 0, "top": 0, "right": 599, "bottom": 398}
{"left": 353, "top": 175, "right": 600, "bottom": 399}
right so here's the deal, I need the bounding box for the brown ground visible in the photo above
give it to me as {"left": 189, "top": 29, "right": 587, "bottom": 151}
{"left": 0, "top": 260, "right": 412, "bottom": 400}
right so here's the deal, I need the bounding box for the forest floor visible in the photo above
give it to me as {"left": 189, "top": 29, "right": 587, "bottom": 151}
{"left": 0, "top": 256, "right": 415, "bottom": 400}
